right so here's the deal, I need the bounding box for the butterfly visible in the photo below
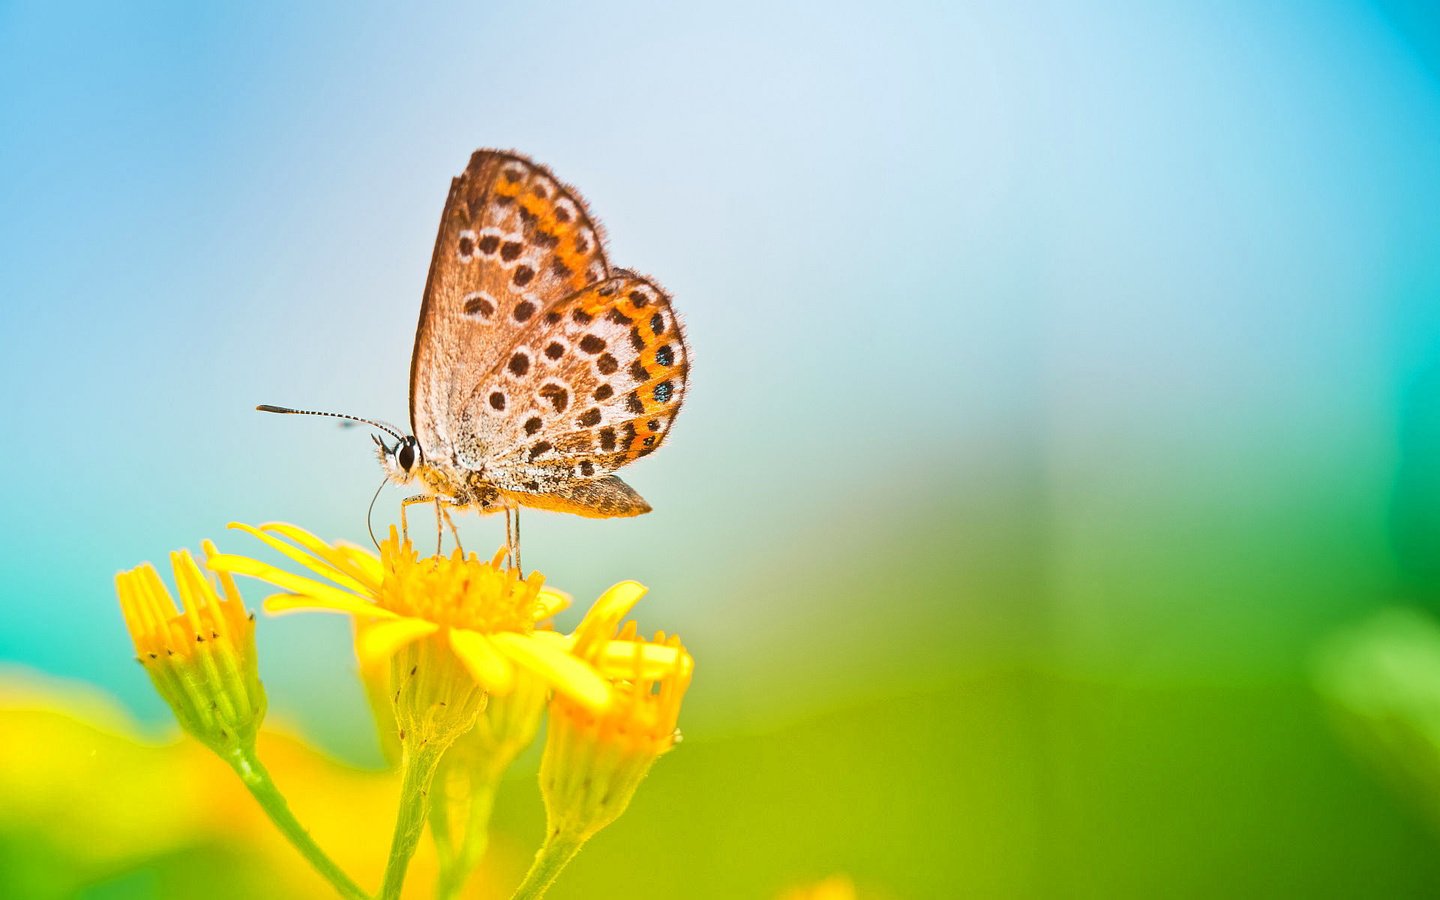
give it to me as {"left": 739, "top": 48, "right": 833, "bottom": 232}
{"left": 261, "top": 150, "right": 689, "bottom": 561}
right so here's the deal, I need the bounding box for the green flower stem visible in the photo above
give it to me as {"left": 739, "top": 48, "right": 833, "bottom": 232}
{"left": 428, "top": 764, "right": 459, "bottom": 873}
{"left": 511, "top": 832, "right": 586, "bottom": 900}
{"left": 436, "top": 775, "right": 500, "bottom": 900}
{"left": 455, "top": 777, "right": 499, "bottom": 878}
{"left": 380, "top": 740, "right": 449, "bottom": 900}
{"left": 225, "top": 745, "right": 369, "bottom": 900}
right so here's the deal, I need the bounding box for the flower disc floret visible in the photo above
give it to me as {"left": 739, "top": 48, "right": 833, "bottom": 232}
{"left": 379, "top": 537, "right": 539, "bottom": 632}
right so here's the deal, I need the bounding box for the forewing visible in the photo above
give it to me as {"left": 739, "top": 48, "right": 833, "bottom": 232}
{"left": 409, "top": 150, "right": 608, "bottom": 458}
{"left": 468, "top": 271, "right": 690, "bottom": 493}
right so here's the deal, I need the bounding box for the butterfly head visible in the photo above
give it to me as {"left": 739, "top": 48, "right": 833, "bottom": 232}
{"left": 374, "top": 433, "right": 424, "bottom": 484}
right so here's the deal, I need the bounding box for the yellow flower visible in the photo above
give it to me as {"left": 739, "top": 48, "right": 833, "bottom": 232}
{"left": 777, "top": 875, "right": 859, "bottom": 900}
{"left": 207, "top": 522, "right": 612, "bottom": 712}
{"left": 430, "top": 668, "right": 552, "bottom": 895}
{"left": 116, "top": 541, "right": 266, "bottom": 755}
{"left": 539, "top": 581, "right": 694, "bottom": 843}
{"left": 511, "top": 581, "right": 693, "bottom": 898}
{"left": 469, "top": 666, "right": 549, "bottom": 762}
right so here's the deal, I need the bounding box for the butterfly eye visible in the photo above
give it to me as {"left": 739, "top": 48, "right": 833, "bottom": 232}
{"left": 397, "top": 440, "right": 416, "bottom": 472}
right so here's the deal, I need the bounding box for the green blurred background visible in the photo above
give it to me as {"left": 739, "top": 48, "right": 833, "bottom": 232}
{"left": 4, "top": 1, "right": 1440, "bottom": 896}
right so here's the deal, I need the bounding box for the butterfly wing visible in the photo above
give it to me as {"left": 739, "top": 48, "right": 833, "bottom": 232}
{"left": 508, "top": 474, "right": 654, "bottom": 518}
{"left": 410, "top": 150, "right": 609, "bottom": 460}
{"left": 474, "top": 271, "right": 690, "bottom": 513}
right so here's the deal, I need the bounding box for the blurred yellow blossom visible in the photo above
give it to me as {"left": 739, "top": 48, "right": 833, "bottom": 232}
{"left": 0, "top": 669, "right": 484, "bottom": 898}
{"left": 777, "top": 874, "right": 859, "bottom": 900}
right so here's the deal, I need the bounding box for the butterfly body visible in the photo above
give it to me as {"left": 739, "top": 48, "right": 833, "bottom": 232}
{"left": 376, "top": 150, "right": 687, "bottom": 522}
{"left": 376, "top": 447, "right": 501, "bottom": 512}
{"left": 378, "top": 445, "right": 647, "bottom": 520}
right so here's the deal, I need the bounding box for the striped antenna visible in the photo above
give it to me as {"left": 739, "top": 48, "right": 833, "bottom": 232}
{"left": 255, "top": 404, "right": 407, "bottom": 443}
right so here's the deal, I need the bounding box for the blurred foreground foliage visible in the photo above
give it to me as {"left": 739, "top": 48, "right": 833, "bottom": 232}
{"left": 1316, "top": 608, "right": 1440, "bottom": 833}
{"left": 7, "top": 654, "right": 1440, "bottom": 898}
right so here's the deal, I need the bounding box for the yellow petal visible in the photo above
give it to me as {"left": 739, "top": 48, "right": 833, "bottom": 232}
{"left": 263, "top": 592, "right": 399, "bottom": 619}
{"left": 336, "top": 543, "right": 385, "bottom": 585}
{"left": 170, "top": 550, "right": 210, "bottom": 633}
{"left": 202, "top": 539, "right": 245, "bottom": 606}
{"left": 116, "top": 572, "right": 151, "bottom": 648}
{"left": 491, "top": 631, "right": 611, "bottom": 712}
{"left": 593, "top": 639, "right": 689, "bottom": 680}
{"left": 132, "top": 565, "right": 184, "bottom": 648}
{"left": 174, "top": 549, "right": 238, "bottom": 643}
{"left": 208, "top": 553, "right": 373, "bottom": 613}
{"left": 570, "top": 581, "right": 648, "bottom": 659}
{"left": 448, "top": 629, "right": 514, "bottom": 694}
{"left": 534, "top": 587, "right": 572, "bottom": 619}
{"left": 226, "top": 522, "right": 373, "bottom": 596}
{"left": 355, "top": 617, "right": 438, "bottom": 664}
{"left": 262, "top": 522, "right": 384, "bottom": 591}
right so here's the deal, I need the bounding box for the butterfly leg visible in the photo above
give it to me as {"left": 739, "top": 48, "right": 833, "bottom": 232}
{"left": 432, "top": 497, "right": 445, "bottom": 556}
{"left": 503, "top": 506, "right": 514, "bottom": 570}
{"left": 503, "top": 506, "right": 524, "bottom": 574}
{"left": 439, "top": 502, "right": 463, "bottom": 554}
{"left": 513, "top": 506, "right": 522, "bottom": 576}
{"left": 400, "top": 494, "right": 432, "bottom": 544}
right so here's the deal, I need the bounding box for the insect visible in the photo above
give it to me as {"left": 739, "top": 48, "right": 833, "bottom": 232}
{"left": 261, "top": 150, "right": 689, "bottom": 567}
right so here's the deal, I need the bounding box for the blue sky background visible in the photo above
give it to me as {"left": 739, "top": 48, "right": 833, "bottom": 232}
{"left": 3, "top": 0, "right": 1440, "bottom": 759}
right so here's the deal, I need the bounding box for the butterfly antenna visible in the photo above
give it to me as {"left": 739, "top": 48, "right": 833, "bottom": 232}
{"left": 366, "top": 477, "right": 386, "bottom": 551}
{"left": 256, "top": 404, "right": 407, "bottom": 443}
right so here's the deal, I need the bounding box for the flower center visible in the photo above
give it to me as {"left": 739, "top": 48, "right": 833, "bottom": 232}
{"left": 377, "top": 537, "right": 539, "bottom": 633}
